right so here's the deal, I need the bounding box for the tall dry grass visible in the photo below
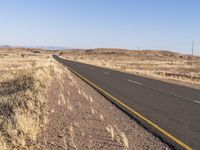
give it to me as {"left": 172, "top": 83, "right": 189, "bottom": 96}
{"left": 0, "top": 52, "right": 52, "bottom": 149}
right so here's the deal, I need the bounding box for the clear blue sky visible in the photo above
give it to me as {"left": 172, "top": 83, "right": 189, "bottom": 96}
{"left": 0, "top": 0, "right": 199, "bottom": 55}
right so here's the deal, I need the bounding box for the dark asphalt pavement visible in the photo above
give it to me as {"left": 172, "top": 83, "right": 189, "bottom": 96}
{"left": 53, "top": 55, "right": 200, "bottom": 150}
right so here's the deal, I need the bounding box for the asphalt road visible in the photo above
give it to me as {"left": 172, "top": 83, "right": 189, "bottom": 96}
{"left": 53, "top": 55, "right": 200, "bottom": 150}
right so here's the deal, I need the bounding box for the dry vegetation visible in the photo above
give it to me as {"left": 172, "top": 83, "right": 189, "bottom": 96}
{"left": 60, "top": 48, "right": 200, "bottom": 89}
{"left": 0, "top": 49, "right": 53, "bottom": 149}
{"left": 0, "top": 48, "right": 170, "bottom": 149}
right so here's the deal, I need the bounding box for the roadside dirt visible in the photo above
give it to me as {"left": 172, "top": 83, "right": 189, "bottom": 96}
{"left": 37, "top": 61, "right": 170, "bottom": 150}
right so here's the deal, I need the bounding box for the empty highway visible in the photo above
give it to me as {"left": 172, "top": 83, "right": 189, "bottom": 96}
{"left": 54, "top": 55, "right": 200, "bottom": 150}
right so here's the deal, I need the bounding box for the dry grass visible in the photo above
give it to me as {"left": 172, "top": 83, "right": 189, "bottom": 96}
{"left": 0, "top": 50, "right": 53, "bottom": 149}
{"left": 0, "top": 48, "right": 170, "bottom": 149}
{"left": 61, "top": 48, "right": 200, "bottom": 89}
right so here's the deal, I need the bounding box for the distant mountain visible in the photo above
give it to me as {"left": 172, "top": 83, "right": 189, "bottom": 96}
{"left": 0, "top": 45, "right": 12, "bottom": 48}
{"left": 0, "top": 45, "right": 70, "bottom": 50}
{"left": 29, "top": 46, "right": 70, "bottom": 50}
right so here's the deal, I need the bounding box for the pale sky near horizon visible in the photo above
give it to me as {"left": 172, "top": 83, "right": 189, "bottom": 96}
{"left": 0, "top": 0, "right": 199, "bottom": 55}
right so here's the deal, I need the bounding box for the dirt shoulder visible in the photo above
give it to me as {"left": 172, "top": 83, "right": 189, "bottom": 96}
{"left": 37, "top": 60, "right": 170, "bottom": 150}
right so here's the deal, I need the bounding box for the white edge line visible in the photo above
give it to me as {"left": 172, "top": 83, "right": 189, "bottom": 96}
{"left": 103, "top": 71, "right": 110, "bottom": 75}
{"left": 128, "top": 79, "right": 143, "bottom": 86}
{"left": 194, "top": 100, "right": 200, "bottom": 104}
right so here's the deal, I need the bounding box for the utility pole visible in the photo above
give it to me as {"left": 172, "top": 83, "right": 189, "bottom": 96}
{"left": 192, "top": 41, "right": 194, "bottom": 56}
{"left": 191, "top": 41, "right": 194, "bottom": 78}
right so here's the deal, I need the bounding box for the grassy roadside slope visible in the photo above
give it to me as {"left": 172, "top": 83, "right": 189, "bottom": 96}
{"left": 0, "top": 50, "right": 53, "bottom": 149}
